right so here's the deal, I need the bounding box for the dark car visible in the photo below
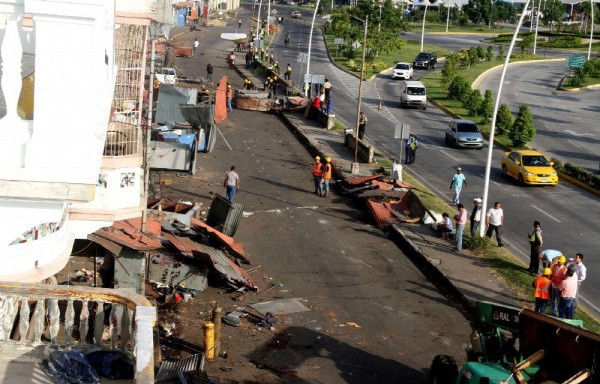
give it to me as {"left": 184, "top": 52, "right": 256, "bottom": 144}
{"left": 413, "top": 52, "right": 437, "bottom": 70}
{"left": 445, "top": 119, "right": 484, "bottom": 149}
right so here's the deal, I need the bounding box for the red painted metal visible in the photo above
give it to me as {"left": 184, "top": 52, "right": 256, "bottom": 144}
{"left": 344, "top": 174, "right": 384, "bottom": 186}
{"left": 366, "top": 200, "right": 401, "bottom": 230}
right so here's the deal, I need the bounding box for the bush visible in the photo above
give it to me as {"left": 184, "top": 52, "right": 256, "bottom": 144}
{"left": 497, "top": 45, "right": 505, "bottom": 60}
{"left": 442, "top": 54, "right": 458, "bottom": 90}
{"left": 509, "top": 105, "right": 536, "bottom": 147}
{"left": 496, "top": 103, "right": 514, "bottom": 135}
{"left": 476, "top": 46, "right": 485, "bottom": 61}
{"left": 464, "top": 234, "right": 494, "bottom": 252}
{"left": 486, "top": 45, "right": 494, "bottom": 61}
{"left": 464, "top": 89, "right": 483, "bottom": 116}
{"left": 468, "top": 47, "right": 478, "bottom": 65}
{"left": 448, "top": 76, "right": 470, "bottom": 101}
{"left": 479, "top": 90, "right": 494, "bottom": 122}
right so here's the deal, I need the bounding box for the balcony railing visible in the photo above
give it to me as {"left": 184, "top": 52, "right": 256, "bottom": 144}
{"left": 0, "top": 282, "right": 156, "bottom": 382}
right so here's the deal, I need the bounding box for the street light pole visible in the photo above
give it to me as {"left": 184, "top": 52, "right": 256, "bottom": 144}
{"left": 305, "top": 0, "right": 321, "bottom": 96}
{"left": 256, "top": 0, "right": 263, "bottom": 37}
{"left": 267, "top": 0, "right": 271, "bottom": 35}
{"left": 445, "top": 3, "right": 451, "bottom": 33}
{"left": 588, "top": 0, "right": 594, "bottom": 60}
{"left": 480, "top": 0, "right": 531, "bottom": 237}
{"left": 352, "top": 15, "right": 368, "bottom": 174}
{"left": 533, "top": 0, "right": 540, "bottom": 54}
{"left": 420, "top": 3, "right": 428, "bottom": 52}
{"left": 377, "top": 1, "right": 382, "bottom": 57}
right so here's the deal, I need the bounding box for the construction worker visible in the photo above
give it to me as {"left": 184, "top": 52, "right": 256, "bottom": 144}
{"left": 358, "top": 111, "right": 367, "bottom": 140}
{"left": 264, "top": 77, "right": 270, "bottom": 91}
{"left": 322, "top": 157, "right": 332, "bottom": 197}
{"left": 285, "top": 63, "right": 292, "bottom": 81}
{"left": 312, "top": 156, "right": 323, "bottom": 196}
{"left": 550, "top": 255, "right": 567, "bottom": 317}
{"left": 405, "top": 134, "right": 418, "bottom": 164}
{"left": 226, "top": 84, "right": 233, "bottom": 112}
{"left": 532, "top": 268, "right": 552, "bottom": 314}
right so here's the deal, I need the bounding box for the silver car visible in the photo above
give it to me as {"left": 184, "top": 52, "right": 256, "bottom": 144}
{"left": 445, "top": 119, "right": 484, "bottom": 149}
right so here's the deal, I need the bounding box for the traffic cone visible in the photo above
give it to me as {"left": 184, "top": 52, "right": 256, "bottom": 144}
{"left": 378, "top": 100, "right": 383, "bottom": 110}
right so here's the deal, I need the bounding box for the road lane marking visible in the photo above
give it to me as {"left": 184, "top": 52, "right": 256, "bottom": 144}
{"left": 478, "top": 174, "right": 500, "bottom": 187}
{"left": 530, "top": 204, "right": 562, "bottom": 222}
{"left": 568, "top": 139, "right": 582, "bottom": 149}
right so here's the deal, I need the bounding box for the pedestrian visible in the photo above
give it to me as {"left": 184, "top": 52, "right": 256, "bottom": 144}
{"left": 223, "top": 166, "right": 240, "bottom": 203}
{"left": 226, "top": 84, "right": 233, "bottom": 112}
{"left": 323, "top": 78, "right": 332, "bottom": 101}
{"left": 358, "top": 112, "right": 367, "bottom": 140}
{"left": 312, "top": 156, "right": 323, "bottom": 196}
{"left": 245, "top": 50, "right": 252, "bottom": 68}
{"left": 405, "top": 134, "right": 418, "bottom": 164}
{"left": 238, "top": 17, "right": 242, "bottom": 29}
{"left": 322, "top": 156, "right": 332, "bottom": 197}
{"left": 550, "top": 255, "right": 567, "bottom": 316}
{"left": 470, "top": 198, "right": 482, "bottom": 236}
{"left": 449, "top": 167, "right": 467, "bottom": 205}
{"left": 227, "top": 52, "right": 236, "bottom": 69}
{"left": 285, "top": 63, "right": 292, "bottom": 80}
{"left": 309, "top": 95, "right": 321, "bottom": 119}
{"left": 325, "top": 98, "right": 333, "bottom": 115}
{"left": 558, "top": 265, "right": 577, "bottom": 319}
{"left": 454, "top": 203, "right": 467, "bottom": 252}
{"left": 541, "top": 249, "right": 563, "bottom": 269}
{"left": 532, "top": 268, "right": 552, "bottom": 314}
{"left": 436, "top": 213, "right": 453, "bottom": 240}
{"left": 527, "top": 221, "right": 543, "bottom": 274}
{"left": 568, "top": 253, "right": 586, "bottom": 309}
{"left": 206, "top": 63, "right": 213, "bottom": 83}
{"left": 193, "top": 38, "right": 199, "bottom": 56}
{"left": 485, "top": 201, "right": 504, "bottom": 247}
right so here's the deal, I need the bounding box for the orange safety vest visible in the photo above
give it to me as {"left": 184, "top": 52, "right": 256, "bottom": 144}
{"left": 534, "top": 276, "right": 551, "bottom": 300}
{"left": 313, "top": 162, "right": 323, "bottom": 177}
{"left": 322, "top": 163, "right": 332, "bottom": 180}
{"left": 551, "top": 264, "right": 566, "bottom": 287}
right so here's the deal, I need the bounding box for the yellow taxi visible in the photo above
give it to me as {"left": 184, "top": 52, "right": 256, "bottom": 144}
{"left": 500, "top": 150, "right": 558, "bottom": 185}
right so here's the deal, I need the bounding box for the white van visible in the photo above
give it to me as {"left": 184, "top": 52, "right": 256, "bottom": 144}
{"left": 155, "top": 68, "right": 178, "bottom": 85}
{"left": 399, "top": 80, "right": 427, "bottom": 110}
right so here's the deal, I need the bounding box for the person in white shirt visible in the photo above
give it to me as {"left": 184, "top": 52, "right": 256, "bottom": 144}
{"left": 437, "top": 213, "right": 453, "bottom": 240}
{"left": 485, "top": 201, "right": 504, "bottom": 247}
{"left": 569, "top": 253, "right": 586, "bottom": 308}
{"left": 223, "top": 166, "right": 240, "bottom": 203}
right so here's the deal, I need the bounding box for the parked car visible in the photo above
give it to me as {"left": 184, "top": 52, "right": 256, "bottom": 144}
{"left": 391, "top": 62, "right": 413, "bottom": 80}
{"left": 501, "top": 150, "right": 558, "bottom": 185}
{"left": 290, "top": 10, "right": 302, "bottom": 19}
{"left": 155, "top": 67, "right": 177, "bottom": 85}
{"left": 413, "top": 51, "right": 437, "bottom": 70}
{"left": 445, "top": 119, "right": 484, "bottom": 149}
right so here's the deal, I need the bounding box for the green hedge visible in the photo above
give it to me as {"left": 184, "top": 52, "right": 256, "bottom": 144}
{"left": 552, "top": 158, "right": 600, "bottom": 190}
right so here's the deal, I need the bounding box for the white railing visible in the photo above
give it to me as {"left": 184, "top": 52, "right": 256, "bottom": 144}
{"left": 0, "top": 282, "right": 156, "bottom": 382}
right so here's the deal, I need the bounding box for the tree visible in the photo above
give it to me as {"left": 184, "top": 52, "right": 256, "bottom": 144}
{"left": 448, "top": 76, "right": 470, "bottom": 101}
{"left": 496, "top": 103, "right": 513, "bottom": 135}
{"left": 464, "top": 0, "right": 493, "bottom": 26}
{"left": 468, "top": 47, "right": 478, "bottom": 65}
{"left": 497, "top": 44, "right": 505, "bottom": 60}
{"left": 441, "top": 54, "right": 458, "bottom": 90}
{"left": 485, "top": 45, "right": 494, "bottom": 61}
{"left": 464, "top": 89, "right": 483, "bottom": 115}
{"left": 479, "top": 90, "right": 494, "bottom": 122}
{"left": 509, "top": 105, "right": 536, "bottom": 147}
{"left": 517, "top": 34, "right": 534, "bottom": 54}
{"left": 542, "top": 0, "right": 564, "bottom": 30}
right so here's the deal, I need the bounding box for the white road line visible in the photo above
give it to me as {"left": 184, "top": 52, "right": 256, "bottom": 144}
{"left": 568, "top": 139, "right": 582, "bottom": 149}
{"left": 530, "top": 204, "right": 562, "bottom": 223}
{"left": 479, "top": 174, "right": 500, "bottom": 187}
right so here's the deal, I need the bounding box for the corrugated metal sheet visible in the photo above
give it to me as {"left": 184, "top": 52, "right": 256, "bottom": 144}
{"left": 206, "top": 194, "right": 244, "bottom": 237}
{"left": 156, "top": 353, "right": 202, "bottom": 381}
{"left": 163, "top": 233, "right": 194, "bottom": 257}
{"left": 192, "top": 242, "right": 257, "bottom": 291}
{"left": 155, "top": 85, "right": 198, "bottom": 123}
{"left": 148, "top": 254, "right": 208, "bottom": 292}
{"left": 94, "top": 218, "right": 162, "bottom": 251}
{"left": 395, "top": 180, "right": 414, "bottom": 189}
{"left": 371, "top": 180, "right": 394, "bottom": 191}
{"left": 367, "top": 200, "right": 402, "bottom": 230}
{"left": 191, "top": 217, "right": 249, "bottom": 263}
{"left": 344, "top": 174, "right": 383, "bottom": 186}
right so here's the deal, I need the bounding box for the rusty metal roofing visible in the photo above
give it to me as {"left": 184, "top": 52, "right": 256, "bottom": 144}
{"left": 344, "top": 174, "right": 384, "bottom": 186}
{"left": 367, "top": 200, "right": 402, "bottom": 230}
{"left": 191, "top": 217, "right": 249, "bottom": 263}
{"left": 192, "top": 242, "right": 258, "bottom": 291}
{"left": 156, "top": 353, "right": 202, "bottom": 381}
{"left": 371, "top": 179, "right": 394, "bottom": 191}
{"left": 94, "top": 218, "right": 162, "bottom": 251}
{"left": 206, "top": 194, "right": 244, "bottom": 237}
{"left": 395, "top": 180, "right": 414, "bottom": 189}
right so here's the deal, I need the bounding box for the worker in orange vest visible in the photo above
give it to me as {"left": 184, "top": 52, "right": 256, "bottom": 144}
{"left": 226, "top": 84, "right": 233, "bottom": 112}
{"left": 312, "top": 156, "right": 323, "bottom": 196}
{"left": 322, "top": 157, "right": 332, "bottom": 197}
{"left": 532, "top": 268, "right": 552, "bottom": 314}
{"left": 549, "top": 255, "right": 567, "bottom": 316}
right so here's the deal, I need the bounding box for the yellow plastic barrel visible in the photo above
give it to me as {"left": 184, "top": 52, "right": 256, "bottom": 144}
{"left": 204, "top": 322, "right": 215, "bottom": 360}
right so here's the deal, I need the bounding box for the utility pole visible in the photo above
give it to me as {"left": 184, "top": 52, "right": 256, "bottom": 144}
{"left": 142, "top": 39, "right": 155, "bottom": 233}
{"left": 352, "top": 15, "right": 368, "bottom": 174}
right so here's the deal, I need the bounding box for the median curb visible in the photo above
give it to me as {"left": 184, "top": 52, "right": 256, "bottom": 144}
{"left": 471, "top": 58, "right": 565, "bottom": 89}
{"left": 557, "top": 171, "right": 600, "bottom": 197}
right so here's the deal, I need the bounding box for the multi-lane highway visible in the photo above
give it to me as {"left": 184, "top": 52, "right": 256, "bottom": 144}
{"left": 268, "top": 7, "right": 600, "bottom": 317}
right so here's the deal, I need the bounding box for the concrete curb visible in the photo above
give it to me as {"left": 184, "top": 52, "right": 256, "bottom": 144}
{"left": 557, "top": 171, "right": 600, "bottom": 197}
{"left": 471, "top": 58, "right": 565, "bottom": 89}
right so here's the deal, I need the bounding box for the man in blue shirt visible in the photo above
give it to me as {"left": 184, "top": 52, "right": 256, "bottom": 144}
{"left": 449, "top": 167, "right": 467, "bottom": 205}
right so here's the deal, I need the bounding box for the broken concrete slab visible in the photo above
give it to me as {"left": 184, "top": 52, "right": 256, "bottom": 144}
{"left": 250, "top": 298, "right": 310, "bottom": 316}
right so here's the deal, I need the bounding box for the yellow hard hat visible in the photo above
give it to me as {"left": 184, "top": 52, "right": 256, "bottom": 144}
{"left": 542, "top": 268, "right": 552, "bottom": 276}
{"left": 315, "top": 156, "right": 320, "bottom": 160}
{"left": 558, "top": 256, "right": 566, "bottom": 264}
{"left": 227, "top": 85, "right": 231, "bottom": 88}
{"left": 325, "top": 156, "right": 331, "bottom": 162}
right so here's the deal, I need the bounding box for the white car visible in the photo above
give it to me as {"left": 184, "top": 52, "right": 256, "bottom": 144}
{"left": 391, "top": 62, "right": 413, "bottom": 80}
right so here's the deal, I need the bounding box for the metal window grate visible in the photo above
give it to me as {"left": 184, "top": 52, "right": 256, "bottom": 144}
{"left": 105, "top": 24, "right": 146, "bottom": 157}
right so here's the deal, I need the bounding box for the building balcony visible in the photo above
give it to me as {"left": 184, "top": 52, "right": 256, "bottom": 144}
{"left": 0, "top": 282, "right": 156, "bottom": 383}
